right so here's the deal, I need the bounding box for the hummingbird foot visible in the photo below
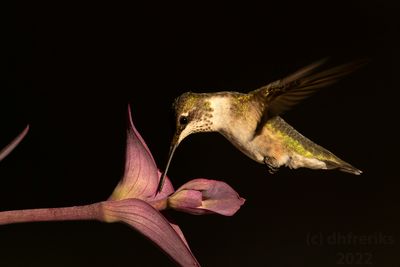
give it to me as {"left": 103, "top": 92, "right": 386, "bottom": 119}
{"left": 268, "top": 167, "right": 278, "bottom": 174}
{"left": 264, "top": 156, "right": 279, "bottom": 174}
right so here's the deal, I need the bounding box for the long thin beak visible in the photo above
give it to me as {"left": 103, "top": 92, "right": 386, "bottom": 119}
{"left": 157, "top": 133, "right": 180, "bottom": 193}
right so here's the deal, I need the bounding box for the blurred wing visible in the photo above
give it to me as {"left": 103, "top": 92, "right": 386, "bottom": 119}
{"left": 251, "top": 59, "right": 367, "bottom": 136}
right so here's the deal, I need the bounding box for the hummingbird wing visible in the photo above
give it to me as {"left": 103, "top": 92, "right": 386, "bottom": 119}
{"left": 251, "top": 59, "right": 367, "bottom": 137}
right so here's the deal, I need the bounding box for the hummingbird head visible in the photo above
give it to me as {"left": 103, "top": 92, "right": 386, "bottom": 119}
{"left": 172, "top": 92, "right": 214, "bottom": 144}
{"left": 159, "top": 92, "right": 214, "bottom": 188}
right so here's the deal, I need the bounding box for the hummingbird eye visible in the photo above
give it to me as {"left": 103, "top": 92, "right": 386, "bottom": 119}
{"left": 179, "top": 116, "right": 188, "bottom": 125}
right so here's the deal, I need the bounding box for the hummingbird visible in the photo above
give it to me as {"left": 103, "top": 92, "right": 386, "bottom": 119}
{"left": 158, "top": 59, "right": 364, "bottom": 191}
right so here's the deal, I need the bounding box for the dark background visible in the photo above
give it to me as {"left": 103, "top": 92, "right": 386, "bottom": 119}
{"left": 1, "top": 1, "right": 399, "bottom": 266}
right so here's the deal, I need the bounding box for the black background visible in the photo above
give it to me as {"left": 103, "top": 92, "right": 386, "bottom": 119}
{"left": 1, "top": 1, "right": 399, "bottom": 266}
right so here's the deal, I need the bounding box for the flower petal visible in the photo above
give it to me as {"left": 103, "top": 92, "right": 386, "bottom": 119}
{"left": 170, "top": 179, "right": 245, "bottom": 216}
{"left": 110, "top": 105, "right": 160, "bottom": 200}
{"left": 152, "top": 170, "right": 174, "bottom": 201}
{"left": 102, "top": 199, "right": 200, "bottom": 267}
{"left": 0, "top": 125, "right": 29, "bottom": 162}
{"left": 168, "top": 190, "right": 203, "bottom": 214}
{"left": 169, "top": 222, "right": 190, "bottom": 250}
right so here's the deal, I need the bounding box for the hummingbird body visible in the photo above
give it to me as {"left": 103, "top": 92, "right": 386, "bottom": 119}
{"left": 158, "top": 59, "right": 364, "bottom": 191}
{"left": 175, "top": 92, "right": 360, "bottom": 174}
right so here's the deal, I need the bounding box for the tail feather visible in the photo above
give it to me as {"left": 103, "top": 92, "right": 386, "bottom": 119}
{"left": 269, "top": 116, "right": 362, "bottom": 175}
{"left": 323, "top": 159, "right": 362, "bottom": 175}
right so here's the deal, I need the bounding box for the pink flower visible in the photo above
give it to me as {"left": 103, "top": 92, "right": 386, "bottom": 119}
{"left": 0, "top": 106, "right": 245, "bottom": 267}
{"left": 168, "top": 179, "right": 245, "bottom": 216}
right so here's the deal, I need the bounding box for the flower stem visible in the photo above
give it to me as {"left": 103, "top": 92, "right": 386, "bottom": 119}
{"left": 0, "top": 202, "right": 104, "bottom": 225}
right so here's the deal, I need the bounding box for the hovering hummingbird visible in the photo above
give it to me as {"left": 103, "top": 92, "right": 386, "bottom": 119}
{"left": 158, "top": 59, "right": 364, "bottom": 191}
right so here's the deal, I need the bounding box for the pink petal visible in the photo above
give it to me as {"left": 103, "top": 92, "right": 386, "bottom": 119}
{"left": 102, "top": 199, "right": 200, "bottom": 267}
{"left": 0, "top": 125, "right": 29, "bottom": 161}
{"left": 170, "top": 179, "right": 245, "bottom": 216}
{"left": 152, "top": 170, "right": 174, "bottom": 201}
{"left": 168, "top": 190, "right": 204, "bottom": 215}
{"left": 110, "top": 105, "right": 161, "bottom": 200}
{"left": 169, "top": 222, "right": 190, "bottom": 250}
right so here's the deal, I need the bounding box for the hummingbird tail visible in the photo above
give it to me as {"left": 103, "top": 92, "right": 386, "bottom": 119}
{"left": 323, "top": 160, "right": 362, "bottom": 175}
